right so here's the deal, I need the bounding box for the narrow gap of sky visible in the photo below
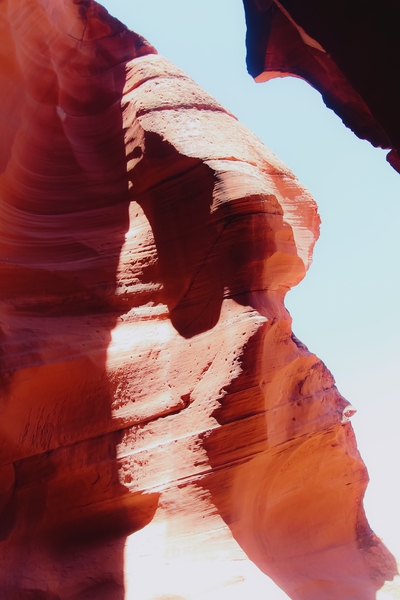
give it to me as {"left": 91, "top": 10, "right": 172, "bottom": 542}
{"left": 101, "top": 0, "right": 400, "bottom": 561}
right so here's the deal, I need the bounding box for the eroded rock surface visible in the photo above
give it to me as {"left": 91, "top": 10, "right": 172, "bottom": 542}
{"left": 0, "top": 1, "right": 396, "bottom": 599}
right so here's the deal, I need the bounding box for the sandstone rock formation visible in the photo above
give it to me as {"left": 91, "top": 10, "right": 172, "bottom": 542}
{"left": 0, "top": 1, "right": 397, "bottom": 599}
{"left": 242, "top": 0, "right": 400, "bottom": 173}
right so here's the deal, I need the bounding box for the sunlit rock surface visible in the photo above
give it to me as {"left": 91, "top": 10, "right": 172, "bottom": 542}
{"left": 242, "top": 0, "right": 400, "bottom": 173}
{"left": 0, "top": 1, "right": 397, "bottom": 599}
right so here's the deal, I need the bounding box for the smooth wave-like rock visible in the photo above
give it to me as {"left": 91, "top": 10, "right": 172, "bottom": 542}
{"left": 0, "top": 1, "right": 397, "bottom": 599}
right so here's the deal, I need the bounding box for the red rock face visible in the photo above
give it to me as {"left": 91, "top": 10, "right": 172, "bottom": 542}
{"left": 0, "top": 1, "right": 397, "bottom": 599}
{"left": 242, "top": 0, "right": 400, "bottom": 173}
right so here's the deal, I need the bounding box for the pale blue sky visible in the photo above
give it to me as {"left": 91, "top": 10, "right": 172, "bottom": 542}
{"left": 101, "top": 0, "right": 400, "bottom": 563}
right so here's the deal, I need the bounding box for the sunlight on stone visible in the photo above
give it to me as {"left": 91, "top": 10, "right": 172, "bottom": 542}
{"left": 124, "top": 519, "right": 291, "bottom": 599}
{"left": 377, "top": 575, "right": 400, "bottom": 600}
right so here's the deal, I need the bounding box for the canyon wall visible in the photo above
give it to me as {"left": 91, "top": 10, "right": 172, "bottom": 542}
{"left": 0, "top": 1, "right": 397, "bottom": 598}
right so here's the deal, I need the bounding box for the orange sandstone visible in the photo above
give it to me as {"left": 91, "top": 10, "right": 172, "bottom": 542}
{"left": 0, "top": 1, "right": 396, "bottom": 599}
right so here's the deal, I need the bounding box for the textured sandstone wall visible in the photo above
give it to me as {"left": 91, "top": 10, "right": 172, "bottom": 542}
{"left": 0, "top": 1, "right": 397, "bottom": 599}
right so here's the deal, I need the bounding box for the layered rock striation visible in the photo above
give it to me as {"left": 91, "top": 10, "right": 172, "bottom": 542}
{"left": 242, "top": 0, "right": 400, "bottom": 172}
{"left": 0, "top": 1, "right": 397, "bottom": 599}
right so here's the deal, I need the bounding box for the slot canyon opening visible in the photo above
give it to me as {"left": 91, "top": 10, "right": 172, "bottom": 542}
{"left": 1, "top": 1, "right": 399, "bottom": 599}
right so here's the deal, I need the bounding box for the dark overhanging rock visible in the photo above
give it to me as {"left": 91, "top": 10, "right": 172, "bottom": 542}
{"left": 242, "top": 0, "right": 400, "bottom": 172}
